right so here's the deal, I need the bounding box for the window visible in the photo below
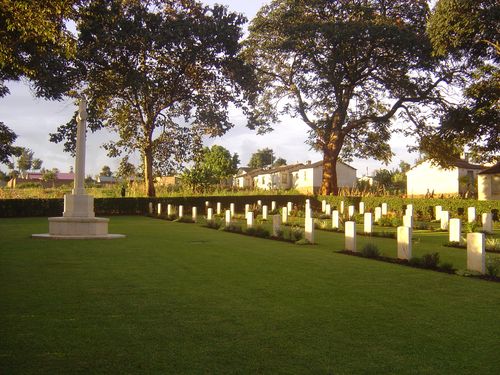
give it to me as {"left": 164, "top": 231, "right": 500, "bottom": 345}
{"left": 467, "top": 170, "right": 474, "bottom": 183}
{"left": 282, "top": 173, "right": 288, "bottom": 184}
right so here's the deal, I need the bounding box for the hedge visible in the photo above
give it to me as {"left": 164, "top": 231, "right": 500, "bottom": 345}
{"left": 317, "top": 196, "right": 500, "bottom": 221}
{"left": 0, "top": 195, "right": 307, "bottom": 218}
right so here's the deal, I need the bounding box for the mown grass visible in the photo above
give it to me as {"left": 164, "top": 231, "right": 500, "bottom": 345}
{"left": 1, "top": 216, "right": 500, "bottom": 374}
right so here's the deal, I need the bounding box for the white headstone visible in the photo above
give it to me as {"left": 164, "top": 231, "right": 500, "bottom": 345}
{"left": 305, "top": 207, "right": 312, "bottom": 220}
{"left": 467, "top": 232, "right": 485, "bottom": 274}
{"left": 381, "top": 202, "right": 388, "bottom": 215}
{"left": 440, "top": 211, "right": 450, "bottom": 230}
{"left": 257, "top": 200, "right": 262, "bottom": 206}
{"left": 178, "top": 205, "right": 184, "bottom": 218}
{"left": 272, "top": 214, "right": 281, "bottom": 236}
{"left": 167, "top": 204, "right": 173, "bottom": 216}
{"left": 406, "top": 204, "right": 413, "bottom": 217}
{"left": 230, "top": 203, "right": 235, "bottom": 217}
{"left": 216, "top": 202, "right": 221, "bottom": 215}
{"left": 348, "top": 205, "right": 355, "bottom": 219}
{"left": 148, "top": 202, "right": 153, "bottom": 215}
{"left": 403, "top": 215, "right": 413, "bottom": 229}
{"left": 305, "top": 201, "right": 311, "bottom": 215}
{"left": 207, "top": 208, "right": 213, "bottom": 221}
{"left": 245, "top": 204, "right": 250, "bottom": 215}
{"left": 322, "top": 200, "right": 327, "bottom": 213}
{"left": 282, "top": 207, "right": 288, "bottom": 224}
{"left": 435, "top": 205, "right": 442, "bottom": 221}
{"left": 467, "top": 207, "right": 476, "bottom": 223}
{"left": 482, "top": 213, "right": 493, "bottom": 233}
{"left": 271, "top": 201, "right": 277, "bottom": 211}
{"left": 262, "top": 205, "right": 268, "bottom": 220}
{"left": 359, "top": 202, "right": 365, "bottom": 215}
{"left": 332, "top": 210, "right": 340, "bottom": 229}
{"left": 157, "top": 203, "right": 162, "bottom": 215}
{"left": 325, "top": 204, "right": 332, "bottom": 216}
{"left": 225, "top": 209, "right": 231, "bottom": 225}
{"left": 246, "top": 211, "right": 254, "bottom": 228}
{"left": 449, "top": 218, "right": 461, "bottom": 243}
{"left": 205, "top": 200, "right": 209, "bottom": 207}
{"left": 305, "top": 217, "right": 314, "bottom": 243}
{"left": 287, "top": 201, "right": 293, "bottom": 212}
{"left": 344, "top": 221, "right": 356, "bottom": 252}
{"left": 192, "top": 207, "right": 197, "bottom": 222}
{"left": 374, "top": 207, "right": 382, "bottom": 222}
{"left": 397, "top": 226, "right": 412, "bottom": 260}
{"left": 364, "top": 213, "right": 372, "bottom": 234}
{"left": 340, "top": 201, "right": 345, "bottom": 214}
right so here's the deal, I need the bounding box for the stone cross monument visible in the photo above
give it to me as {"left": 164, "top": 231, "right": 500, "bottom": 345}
{"left": 32, "top": 97, "right": 124, "bottom": 239}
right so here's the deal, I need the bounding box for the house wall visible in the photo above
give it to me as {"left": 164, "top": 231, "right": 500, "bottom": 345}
{"left": 294, "top": 164, "right": 357, "bottom": 194}
{"left": 336, "top": 163, "right": 357, "bottom": 188}
{"left": 478, "top": 174, "right": 500, "bottom": 201}
{"left": 406, "top": 161, "right": 460, "bottom": 196}
{"left": 457, "top": 168, "right": 482, "bottom": 195}
{"left": 295, "top": 167, "right": 315, "bottom": 194}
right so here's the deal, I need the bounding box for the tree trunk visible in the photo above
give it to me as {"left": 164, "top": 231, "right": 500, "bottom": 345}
{"left": 144, "top": 145, "right": 155, "bottom": 197}
{"left": 320, "top": 134, "right": 343, "bottom": 195}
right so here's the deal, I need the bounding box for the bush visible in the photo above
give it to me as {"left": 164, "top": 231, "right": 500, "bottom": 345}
{"left": 440, "top": 262, "right": 455, "bottom": 273}
{"left": 361, "top": 243, "right": 380, "bottom": 258}
{"left": 245, "top": 226, "right": 270, "bottom": 238}
{"left": 408, "top": 257, "right": 422, "bottom": 267}
{"left": 421, "top": 252, "right": 440, "bottom": 269}
{"left": 223, "top": 223, "right": 243, "bottom": 233}
{"left": 176, "top": 216, "right": 194, "bottom": 223}
{"left": 486, "top": 257, "right": 500, "bottom": 277}
{"left": 205, "top": 220, "right": 221, "bottom": 230}
{"left": 486, "top": 238, "right": 500, "bottom": 252}
{"left": 295, "top": 238, "right": 311, "bottom": 245}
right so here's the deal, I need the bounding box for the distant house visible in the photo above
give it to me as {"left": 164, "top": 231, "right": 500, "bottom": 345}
{"left": 252, "top": 163, "right": 304, "bottom": 190}
{"left": 96, "top": 175, "right": 117, "bottom": 184}
{"left": 7, "top": 172, "right": 75, "bottom": 188}
{"left": 406, "top": 159, "right": 484, "bottom": 197}
{"left": 155, "top": 176, "right": 181, "bottom": 186}
{"left": 233, "top": 167, "right": 259, "bottom": 189}
{"left": 478, "top": 162, "right": 500, "bottom": 201}
{"left": 294, "top": 161, "right": 357, "bottom": 194}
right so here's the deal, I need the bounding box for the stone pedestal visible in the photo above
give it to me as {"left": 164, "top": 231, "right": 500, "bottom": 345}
{"left": 364, "top": 213, "right": 372, "bottom": 234}
{"left": 449, "top": 218, "right": 461, "bottom": 243}
{"left": 332, "top": 210, "right": 339, "bottom": 229}
{"left": 467, "top": 207, "right": 476, "bottom": 223}
{"left": 305, "top": 217, "right": 314, "bottom": 243}
{"left": 246, "top": 212, "right": 254, "bottom": 228}
{"left": 440, "top": 211, "right": 450, "bottom": 230}
{"left": 397, "top": 226, "right": 412, "bottom": 260}
{"left": 467, "top": 233, "right": 485, "bottom": 274}
{"left": 262, "top": 205, "right": 268, "bottom": 220}
{"left": 482, "top": 213, "right": 493, "bottom": 233}
{"left": 282, "top": 207, "right": 288, "bottom": 224}
{"left": 272, "top": 215, "right": 281, "bottom": 236}
{"left": 345, "top": 221, "right": 356, "bottom": 252}
{"left": 381, "top": 202, "right": 388, "bottom": 216}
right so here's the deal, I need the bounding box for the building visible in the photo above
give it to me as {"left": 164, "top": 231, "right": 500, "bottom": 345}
{"left": 233, "top": 167, "right": 260, "bottom": 189}
{"left": 478, "top": 162, "right": 500, "bottom": 201}
{"left": 7, "top": 172, "right": 75, "bottom": 188}
{"left": 294, "top": 161, "right": 357, "bottom": 194}
{"left": 406, "top": 159, "right": 484, "bottom": 197}
{"left": 252, "top": 164, "right": 304, "bottom": 190}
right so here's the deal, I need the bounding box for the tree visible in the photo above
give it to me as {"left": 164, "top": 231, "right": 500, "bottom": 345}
{"left": 41, "top": 168, "right": 58, "bottom": 187}
{"left": 100, "top": 165, "right": 112, "bottom": 177}
{"left": 182, "top": 145, "right": 239, "bottom": 192}
{"left": 0, "top": 0, "right": 79, "bottom": 99}
{"left": 424, "top": 0, "right": 499, "bottom": 164}
{"left": 272, "top": 157, "right": 287, "bottom": 167}
{"left": 116, "top": 156, "right": 136, "bottom": 181}
{"left": 32, "top": 158, "right": 43, "bottom": 171}
{"left": 244, "top": 0, "right": 449, "bottom": 194}
{"left": 248, "top": 148, "right": 274, "bottom": 168}
{"left": 50, "top": 0, "right": 254, "bottom": 197}
{"left": 16, "top": 148, "right": 34, "bottom": 177}
{"left": 0, "top": 122, "right": 21, "bottom": 164}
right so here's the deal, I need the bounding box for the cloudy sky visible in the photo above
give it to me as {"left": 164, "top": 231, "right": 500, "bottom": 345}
{"left": 0, "top": 0, "right": 417, "bottom": 177}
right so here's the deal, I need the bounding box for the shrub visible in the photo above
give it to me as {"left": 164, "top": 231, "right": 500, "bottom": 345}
{"left": 440, "top": 262, "right": 455, "bottom": 273}
{"left": 245, "top": 226, "right": 270, "bottom": 238}
{"left": 295, "top": 238, "right": 311, "bottom": 245}
{"left": 361, "top": 243, "right": 381, "bottom": 258}
{"left": 464, "top": 222, "right": 479, "bottom": 233}
{"left": 485, "top": 238, "right": 500, "bottom": 252}
{"left": 205, "top": 220, "right": 221, "bottom": 230}
{"left": 408, "top": 257, "right": 422, "bottom": 267}
{"left": 224, "top": 223, "right": 243, "bottom": 233}
{"left": 421, "top": 252, "right": 440, "bottom": 269}
{"left": 167, "top": 214, "right": 177, "bottom": 221}
{"left": 290, "top": 227, "right": 304, "bottom": 242}
{"left": 486, "top": 257, "right": 500, "bottom": 277}
{"left": 176, "top": 216, "right": 194, "bottom": 223}
{"left": 378, "top": 217, "right": 393, "bottom": 227}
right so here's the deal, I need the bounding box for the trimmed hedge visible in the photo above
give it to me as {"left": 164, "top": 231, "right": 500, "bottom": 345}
{"left": 317, "top": 196, "right": 500, "bottom": 221}
{"left": 0, "top": 195, "right": 307, "bottom": 218}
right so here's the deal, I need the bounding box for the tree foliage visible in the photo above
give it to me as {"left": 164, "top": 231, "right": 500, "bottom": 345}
{"left": 16, "top": 148, "right": 35, "bottom": 177}
{"left": 182, "top": 145, "right": 239, "bottom": 192}
{"left": 100, "top": 165, "right": 112, "bottom": 177}
{"left": 248, "top": 148, "right": 274, "bottom": 169}
{"left": 424, "top": 0, "right": 499, "bottom": 164}
{"left": 50, "top": 0, "right": 254, "bottom": 197}
{"left": 244, "top": 0, "right": 449, "bottom": 194}
{"left": 116, "top": 156, "right": 136, "bottom": 181}
{"left": 0, "top": 122, "right": 21, "bottom": 164}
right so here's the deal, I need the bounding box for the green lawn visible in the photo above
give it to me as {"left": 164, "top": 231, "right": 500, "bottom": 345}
{"left": 1, "top": 216, "right": 500, "bottom": 374}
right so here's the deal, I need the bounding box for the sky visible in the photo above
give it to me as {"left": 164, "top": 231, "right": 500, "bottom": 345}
{"left": 0, "top": 0, "right": 417, "bottom": 178}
